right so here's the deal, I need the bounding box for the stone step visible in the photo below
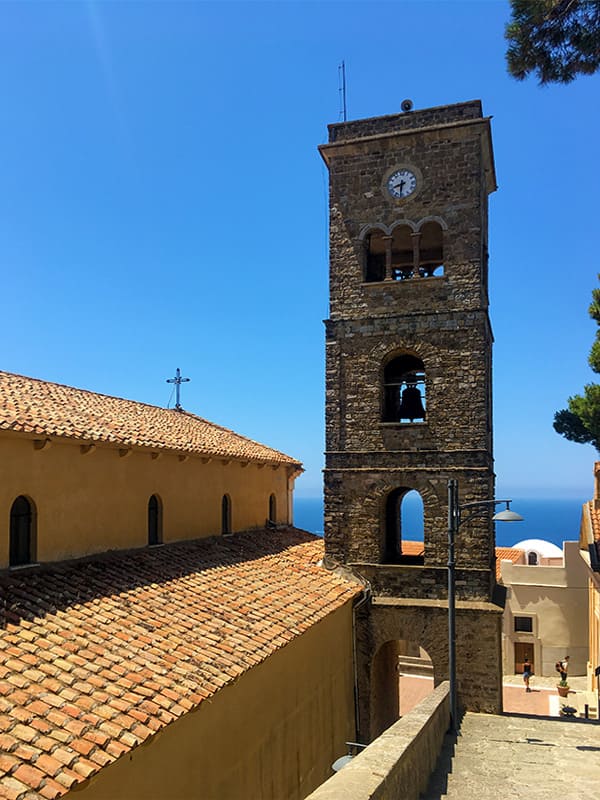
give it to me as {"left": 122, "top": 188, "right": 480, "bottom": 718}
{"left": 397, "top": 654, "right": 434, "bottom": 677}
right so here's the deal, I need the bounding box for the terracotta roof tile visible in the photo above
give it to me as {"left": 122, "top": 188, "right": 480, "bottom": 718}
{"left": 0, "top": 529, "right": 359, "bottom": 798}
{"left": 588, "top": 501, "right": 600, "bottom": 537}
{"left": 401, "top": 541, "right": 424, "bottom": 557}
{"left": 0, "top": 371, "right": 300, "bottom": 467}
{"left": 495, "top": 547, "right": 526, "bottom": 581}
{"left": 400, "top": 541, "right": 525, "bottom": 581}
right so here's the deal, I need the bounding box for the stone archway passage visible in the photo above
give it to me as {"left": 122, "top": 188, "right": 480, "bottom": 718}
{"left": 356, "top": 599, "right": 503, "bottom": 743}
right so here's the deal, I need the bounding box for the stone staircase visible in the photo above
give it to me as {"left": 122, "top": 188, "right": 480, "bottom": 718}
{"left": 421, "top": 712, "right": 600, "bottom": 800}
{"left": 397, "top": 654, "right": 434, "bottom": 678}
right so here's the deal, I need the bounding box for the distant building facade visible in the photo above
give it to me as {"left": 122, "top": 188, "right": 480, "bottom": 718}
{"left": 578, "top": 461, "right": 600, "bottom": 692}
{"left": 499, "top": 540, "right": 588, "bottom": 677}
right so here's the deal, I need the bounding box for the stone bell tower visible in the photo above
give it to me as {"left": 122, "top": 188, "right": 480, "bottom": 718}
{"left": 319, "top": 101, "right": 504, "bottom": 739}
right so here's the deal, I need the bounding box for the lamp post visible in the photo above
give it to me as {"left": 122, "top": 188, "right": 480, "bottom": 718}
{"left": 447, "top": 479, "right": 523, "bottom": 734}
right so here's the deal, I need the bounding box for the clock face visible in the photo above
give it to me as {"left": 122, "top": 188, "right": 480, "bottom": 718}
{"left": 387, "top": 169, "right": 417, "bottom": 199}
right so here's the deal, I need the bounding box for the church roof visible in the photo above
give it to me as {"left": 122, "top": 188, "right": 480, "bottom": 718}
{"left": 0, "top": 370, "right": 301, "bottom": 467}
{"left": 0, "top": 528, "right": 359, "bottom": 799}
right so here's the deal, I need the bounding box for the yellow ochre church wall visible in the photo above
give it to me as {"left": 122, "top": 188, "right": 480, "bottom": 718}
{"left": 71, "top": 602, "right": 356, "bottom": 800}
{"left": 0, "top": 432, "right": 294, "bottom": 567}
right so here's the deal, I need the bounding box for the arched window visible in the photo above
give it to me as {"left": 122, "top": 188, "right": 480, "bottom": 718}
{"left": 222, "top": 494, "right": 232, "bottom": 535}
{"left": 390, "top": 225, "right": 414, "bottom": 280}
{"left": 363, "top": 221, "right": 445, "bottom": 285}
{"left": 527, "top": 551, "right": 538, "bottom": 565}
{"left": 418, "top": 221, "right": 444, "bottom": 277}
{"left": 10, "top": 496, "right": 35, "bottom": 567}
{"left": 365, "top": 230, "right": 387, "bottom": 282}
{"left": 148, "top": 495, "right": 162, "bottom": 546}
{"left": 268, "top": 494, "right": 277, "bottom": 526}
{"left": 384, "top": 488, "right": 424, "bottom": 564}
{"left": 383, "top": 354, "right": 426, "bottom": 422}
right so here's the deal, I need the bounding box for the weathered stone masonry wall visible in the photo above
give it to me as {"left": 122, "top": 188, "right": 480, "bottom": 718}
{"left": 322, "top": 103, "right": 496, "bottom": 579}
{"left": 323, "top": 467, "right": 495, "bottom": 573}
{"left": 325, "top": 312, "right": 493, "bottom": 453}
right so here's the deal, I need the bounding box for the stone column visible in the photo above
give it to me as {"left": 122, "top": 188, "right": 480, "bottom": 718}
{"left": 411, "top": 231, "right": 421, "bottom": 278}
{"left": 383, "top": 235, "right": 393, "bottom": 281}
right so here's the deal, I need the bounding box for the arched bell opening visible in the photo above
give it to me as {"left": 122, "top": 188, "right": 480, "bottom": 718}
{"left": 382, "top": 354, "right": 426, "bottom": 423}
{"left": 364, "top": 229, "right": 387, "bottom": 282}
{"left": 370, "top": 638, "right": 434, "bottom": 738}
{"left": 390, "top": 225, "right": 414, "bottom": 281}
{"left": 9, "top": 495, "right": 36, "bottom": 567}
{"left": 418, "top": 220, "right": 444, "bottom": 277}
{"left": 384, "top": 488, "right": 425, "bottom": 564}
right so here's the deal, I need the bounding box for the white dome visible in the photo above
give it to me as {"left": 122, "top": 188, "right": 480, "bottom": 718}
{"left": 512, "top": 538, "right": 563, "bottom": 558}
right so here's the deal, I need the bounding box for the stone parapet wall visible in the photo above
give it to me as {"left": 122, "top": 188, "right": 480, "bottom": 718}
{"left": 304, "top": 682, "right": 450, "bottom": 800}
{"left": 353, "top": 563, "right": 492, "bottom": 602}
{"left": 327, "top": 100, "right": 483, "bottom": 142}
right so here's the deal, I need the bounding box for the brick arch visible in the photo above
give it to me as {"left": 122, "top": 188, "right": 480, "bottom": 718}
{"left": 357, "top": 219, "right": 419, "bottom": 240}
{"left": 374, "top": 343, "right": 435, "bottom": 427}
{"left": 358, "top": 604, "right": 450, "bottom": 741}
{"left": 370, "top": 339, "right": 438, "bottom": 372}
{"left": 388, "top": 219, "right": 418, "bottom": 235}
{"left": 373, "top": 478, "right": 441, "bottom": 562}
{"left": 356, "top": 602, "right": 503, "bottom": 742}
{"left": 415, "top": 214, "right": 448, "bottom": 231}
{"left": 369, "top": 632, "right": 437, "bottom": 737}
{"left": 358, "top": 222, "right": 390, "bottom": 240}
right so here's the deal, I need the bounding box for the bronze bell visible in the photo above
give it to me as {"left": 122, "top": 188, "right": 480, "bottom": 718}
{"left": 398, "top": 384, "right": 425, "bottom": 421}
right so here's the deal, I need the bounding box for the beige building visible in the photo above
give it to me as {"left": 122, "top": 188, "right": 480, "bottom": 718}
{"left": 578, "top": 462, "right": 600, "bottom": 693}
{"left": 499, "top": 539, "right": 588, "bottom": 677}
{"left": 0, "top": 371, "right": 363, "bottom": 800}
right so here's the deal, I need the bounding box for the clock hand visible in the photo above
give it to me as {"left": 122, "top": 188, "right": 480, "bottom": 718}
{"left": 398, "top": 179, "right": 406, "bottom": 193}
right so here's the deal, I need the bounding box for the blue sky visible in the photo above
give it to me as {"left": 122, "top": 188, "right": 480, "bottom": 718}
{"left": 1, "top": 1, "right": 599, "bottom": 499}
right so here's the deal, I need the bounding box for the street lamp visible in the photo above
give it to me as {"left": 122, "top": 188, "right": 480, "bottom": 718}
{"left": 447, "top": 479, "right": 523, "bottom": 734}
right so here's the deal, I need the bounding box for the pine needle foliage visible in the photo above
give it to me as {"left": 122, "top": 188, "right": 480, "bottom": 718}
{"left": 554, "top": 277, "right": 600, "bottom": 453}
{"left": 506, "top": 0, "right": 600, "bottom": 84}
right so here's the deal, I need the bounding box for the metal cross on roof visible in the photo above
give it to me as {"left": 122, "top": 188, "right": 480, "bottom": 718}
{"left": 166, "top": 368, "right": 190, "bottom": 411}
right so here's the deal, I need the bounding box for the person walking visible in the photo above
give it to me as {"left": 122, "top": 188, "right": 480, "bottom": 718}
{"left": 523, "top": 657, "right": 532, "bottom": 692}
{"left": 559, "top": 655, "right": 569, "bottom": 682}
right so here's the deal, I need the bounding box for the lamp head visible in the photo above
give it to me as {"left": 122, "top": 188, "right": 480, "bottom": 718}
{"left": 492, "top": 501, "right": 523, "bottom": 522}
{"left": 332, "top": 754, "right": 354, "bottom": 772}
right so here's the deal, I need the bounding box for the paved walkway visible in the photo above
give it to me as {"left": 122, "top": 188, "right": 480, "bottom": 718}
{"left": 400, "top": 673, "right": 598, "bottom": 719}
{"left": 421, "top": 712, "right": 600, "bottom": 800}
{"left": 503, "top": 674, "right": 597, "bottom": 719}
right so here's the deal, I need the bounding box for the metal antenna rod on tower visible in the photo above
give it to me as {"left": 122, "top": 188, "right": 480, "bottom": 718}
{"left": 338, "top": 61, "right": 347, "bottom": 122}
{"left": 166, "top": 367, "right": 190, "bottom": 411}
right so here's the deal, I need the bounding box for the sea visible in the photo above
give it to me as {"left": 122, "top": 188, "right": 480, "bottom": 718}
{"left": 293, "top": 494, "right": 587, "bottom": 550}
